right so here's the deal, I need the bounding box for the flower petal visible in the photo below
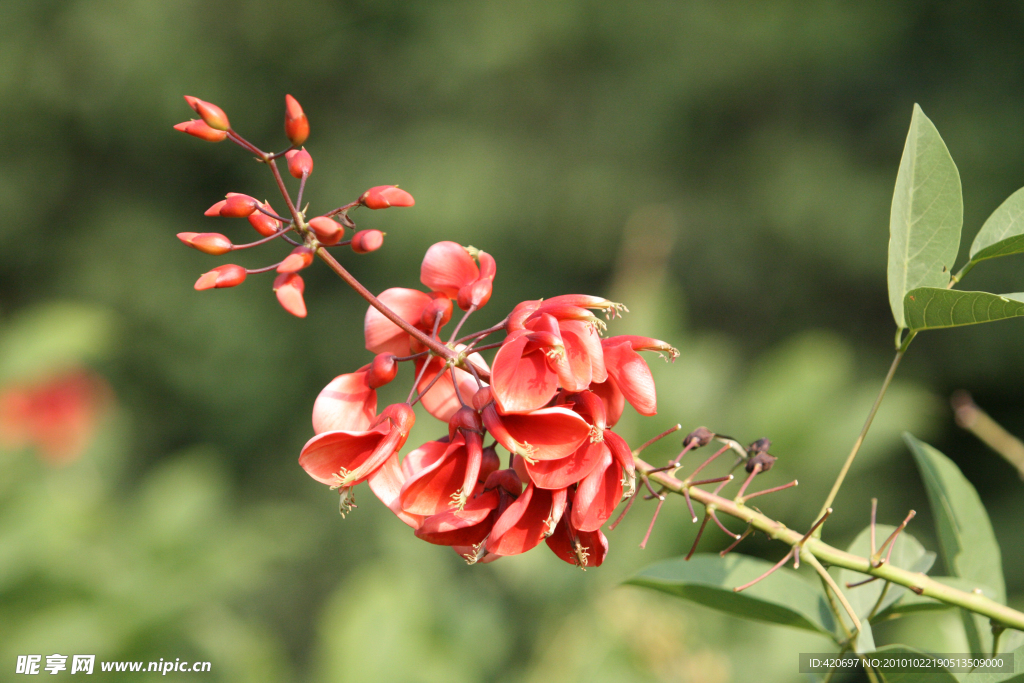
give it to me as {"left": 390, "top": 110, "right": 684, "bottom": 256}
{"left": 368, "top": 451, "right": 424, "bottom": 529}
{"left": 298, "top": 424, "right": 390, "bottom": 486}
{"left": 420, "top": 241, "right": 479, "bottom": 298}
{"left": 545, "top": 515, "right": 608, "bottom": 568}
{"left": 414, "top": 489, "right": 498, "bottom": 546}
{"left": 364, "top": 288, "right": 433, "bottom": 356}
{"left": 486, "top": 484, "right": 557, "bottom": 556}
{"left": 570, "top": 449, "right": 623, "bottom": 532}
{"left": 311, "top": 370, "right": 377, "bottom": 434}
{"left": 602, "top": 338, "right": 657, "bottom": 416}
{"left": 490, "top": 331, "right": 559, "bottom": 414}
{"left": 524, "top": 440, "right": 606, "bottom": 490}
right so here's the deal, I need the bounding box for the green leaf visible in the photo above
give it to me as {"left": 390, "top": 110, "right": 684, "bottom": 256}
{"left": 963, "top": 643, "right": 1024, "bottom": 682}
{"left": 970, "top": 187, "right": 1024, "bottom": 264}
{"left": 839, "top": 524, "right": 934, "bottom": 622}
{"left": 873, "top": 577, "right": 996, "bottom": 621}
{"left": 904, "top": 434, "right": 1005, "bottom": 602}
{"left": 871, "top": 645, "right": 960, "bottom": 683}
{"left": 626, "top": 553, "right": 837, "bottom": 638}
{"left": 887, "top": 104, "right": 963, "bottom": 329}
{"left": 903, "top": 288, "right": 1024, "bottom": 331}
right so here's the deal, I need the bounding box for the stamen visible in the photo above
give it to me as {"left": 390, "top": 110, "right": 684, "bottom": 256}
{"left": 338, "top": 487, "right": 357, "bottom": 518}
{"left": 573, "top": 540, "right": 590, "bottom": 570}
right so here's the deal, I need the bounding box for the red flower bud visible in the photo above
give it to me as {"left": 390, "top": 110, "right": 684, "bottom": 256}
{"left": 419, "top": 295, "right": 453, "bottom": 329}
{"left": 284, "top": 94, "right": 309, "bottom": 146}
{"left": 183, "top": 96, "right": 230, "bottom": 132}
{"left": 173, "top": 119, "right": 228, "bottom": 142}
{"left": 351, "top": 229, "right": 385, "bottom": 254}
{"left": 277, "top": 246, "right": 314, "bottom": 273}
{"left": 219, "top": 194, "right": 260, "bottom": 218}
{"left": 204, "top": 200, "right": 227, "bottom": 216}
{"left": 360, "top": 186, "right": 415, "bottom": 210}
{"left": 273, "top": 273, "right": 307, "bottom": 318}
{"left": 248, "top": 201, "right": 282, "bottom": 236}
{"left": 177, "top": 232, "right": 233, "bottom": 255}
{"left": 308, "top": 216, "right": 344, "bottom": 246}
{"left": 194, "top": 264, "right": 247, "bottom": 291}
{"left": 367, "top": 353, "right": 398, "bottom": 389}
{"left": 285, "top": 148, "right": 313, "bottom": 179}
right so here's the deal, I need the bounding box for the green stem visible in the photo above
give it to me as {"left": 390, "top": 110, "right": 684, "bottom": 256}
{"left": 815, "top": 344, "right": 909, "bottom": 522}
{"left": 636, "top": 457, "right": 1024, "bottom": 632}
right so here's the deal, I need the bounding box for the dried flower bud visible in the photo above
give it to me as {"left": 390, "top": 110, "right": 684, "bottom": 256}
{"left": 248, "top": 201, "right": 282, "bottom": 237}
{"left": 284, "top": 94, "right": 309, "bottom": 146}
{"left": 747, "top": 438, "right": 771, "bottom": 456}
{"left": 351, "top": 229, "right": 384, "bottom": 254}
{"left": 285, "top": 148, "right": 313, "bottom": 179}
{"left": 173, "top": 119, "right": 227, "bottom": 142}
{"left": 684, "top": 427, "right": 715, "bottom": 449}
{"left": 367, "top": 353, "right": 398, "bottom": 389}
{"left": 220, "top": 194, "right": 260, "bottom": 218}
{"left": 360, "top": 185, "right": 415, "bottom": 210}
{"left": 308, "top": 216, "right": 344, "bottom": 246}
{"left": 177, "top": 232, "right": 233, "bottom": 255}
{"left": 194, "top": 264, "right": 247, "bottom": 291}
{"left": 277, "top": 246, "right": 314, "bottom": 273}
{"left": 746, "top": 451, "right": 777, "bottom": 474}
{"left": 183, "top": 96, "right": 230, "bottom": 132}
{"left": 273, "top": 272, "right": 307, "bottom": 318}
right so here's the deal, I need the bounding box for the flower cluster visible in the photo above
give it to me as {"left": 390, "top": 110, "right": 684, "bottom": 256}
{"left": 173, "top": 92, "right": 678, "bottom": 568}
{"left": 300, "top": 244, "right": 679, "bottom": 568}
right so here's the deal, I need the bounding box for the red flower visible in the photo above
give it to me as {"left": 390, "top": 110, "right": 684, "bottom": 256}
{"left": 298, "top": 403, "right": 415, "bottom": 504}
{"left": 0, "top": 369, "right": 110, "bottom": 466}
{"left": 600, "top": 335, "right": 678, "bottom": 417}
{"left": 400, "top": 430, "right": 499, "bottom": 515}
{"left": 363, "top": 288, "right": 436, "bottom": 356}
{"left": 546, "top": 509, "right": 608, "bottom": 569}
{"left": 415, "top": 468, "right": 522, "bottom": 556}
{"left": 480, "top": 398, "right": 591, "bottom": 463}
{"left": 485, "top": 483, "right": 567, "bottom": 557}
{"left": 420, "top": 242, "right": 497, "bottom": 311}
{"left": 490, "top": 298, "right": 619, "bottom": 413}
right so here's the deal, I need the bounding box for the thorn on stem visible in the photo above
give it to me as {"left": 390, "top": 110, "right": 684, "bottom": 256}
{"left": 845, "top": 576, "right": 879, "bottom": 589}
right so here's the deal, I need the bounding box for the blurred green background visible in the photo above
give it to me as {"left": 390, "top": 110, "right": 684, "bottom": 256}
{"left": 2, "top": 1, "right": 1024, "bottom": 681}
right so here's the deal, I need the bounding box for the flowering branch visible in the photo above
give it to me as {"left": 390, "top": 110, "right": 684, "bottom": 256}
{"left": 635, "top": 456, "right": 1024, "bottom": 631}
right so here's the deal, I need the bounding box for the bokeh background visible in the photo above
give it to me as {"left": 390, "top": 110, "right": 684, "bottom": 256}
{"left": 2, "top": 2, "right": 1024, "bottom": 681}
